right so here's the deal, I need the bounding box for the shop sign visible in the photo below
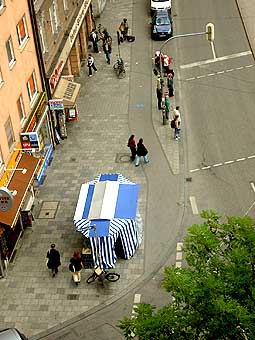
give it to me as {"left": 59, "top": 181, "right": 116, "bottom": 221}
{"left": 49, "top": 99, "right": 64, "bottom": 110}
{"left": 20, "top": 132, "right": 40, "bottom": 150}
{"left": 69, "top": 0, "right": 90, "bottom": 44}
{"left": 49, "top": 60, "right": 65, "bottom": 90}
{"left": 62, "top": 75, "right": 74, "bottom": 82}
{"left": 0, "top": 187, "right": 13, "bottom": 212}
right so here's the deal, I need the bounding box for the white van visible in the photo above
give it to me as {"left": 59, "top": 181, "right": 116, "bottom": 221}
{"left": 151, "top": 0, "right": 171, "bottom": 15}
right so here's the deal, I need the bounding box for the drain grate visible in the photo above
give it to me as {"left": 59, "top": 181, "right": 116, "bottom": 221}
{"left": 67, "top": 294, "right": 79, "bottom": 300}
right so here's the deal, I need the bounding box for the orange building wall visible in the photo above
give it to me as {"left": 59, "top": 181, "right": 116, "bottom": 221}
{"left": 0, "top": 0, "right": 42, "bottom": 165}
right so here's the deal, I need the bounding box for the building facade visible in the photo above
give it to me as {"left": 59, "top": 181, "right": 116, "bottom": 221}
{"left": 34, "top": 0, "right": 94, "bottom": 139}
{"left": 0, "top": 0, "right": 54, "bottom": 277}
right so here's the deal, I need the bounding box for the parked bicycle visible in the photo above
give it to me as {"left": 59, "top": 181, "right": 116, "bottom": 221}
{"left": 86, "top": 267, "right": 120, "bottom": 285}
{"left": 113, "top": 57, "right": 126, "bottom": 79}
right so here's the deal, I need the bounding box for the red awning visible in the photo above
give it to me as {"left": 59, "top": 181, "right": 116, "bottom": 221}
{"left": 0, "top": 154, "right": 40, "bottom": 227}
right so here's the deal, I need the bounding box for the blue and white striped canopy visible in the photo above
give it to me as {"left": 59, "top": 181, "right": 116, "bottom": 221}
{"left": 73, "top": 174, "right": 140, "bottom": 268}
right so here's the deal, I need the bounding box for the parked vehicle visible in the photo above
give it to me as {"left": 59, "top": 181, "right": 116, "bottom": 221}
{"left": 151, "top": 10, "right": 173, "bottom": 40}
{"left": 0, "top": 328, "right": 28, "bottom": 340}
{"left": 151, "top": 0, "right": 171, "bottom": 15}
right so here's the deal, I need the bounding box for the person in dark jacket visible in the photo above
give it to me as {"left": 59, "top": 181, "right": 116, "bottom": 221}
{"left": 103, "top": 41, "right": 111, "bottom": 64}
{"left": 69, "top": 251, "right": 83, "bottom": 285}
{"left": 127, "top": 134, "right": 136, "bottom": 161}
{"left": 135, "top": 138, "right": 149, "bottom": 167}
{"left": 47, "top": 244, "right": 61, "bottom": 277}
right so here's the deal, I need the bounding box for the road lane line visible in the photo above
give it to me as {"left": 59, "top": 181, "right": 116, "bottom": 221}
{"left": 190, "top": 168, "right": 200, "bottom": 172}
{"left": 213, "top": 163, "right": 223, "bottom": 167}
{"left": 175, "top": 262, "right": 182, "bottom": 268}
{"left": 186, "top": 77, "right": 195, "bottom": 81}
{"left": 224, "top": 160, "right": 234, "bottom": 164}
{"left": 236, "top": 66, "right": 244, "bottom": 70}
{"left": 190, "top": 196, "right": 199, "bottom": 215}
{"left": 207, "top": 73, "right": 215, "bottom": 77}
{"left": 250, "top": 182, "right": 255, "bottom": 193}
{"left": 176, "top": 252, "right": 183, "bottom": 260}
{"left": 201, "top": 166, "right": 211, "bottom": 170}
{"left": 211, "top": 41, "right": 216, "bottom": 59}
{"left": 226, "top": 68, "right": 234, "bottom": 72}
{"left": 217, "top": 71, "right": 224, "bottom": 74}
{"left": 236, "top": 158, "right": 246, "bottom": 162}
{"left": 248, "top": 155, "right": 255, "bottom": 159}
{"left": 180, "top": 50, "right": 252, "bottom": 69}
{"left": 245, "top": 64, "right": 253, "bottom": 68}
{"left": 176, "top": 242, "right": 183, "bottom": 251}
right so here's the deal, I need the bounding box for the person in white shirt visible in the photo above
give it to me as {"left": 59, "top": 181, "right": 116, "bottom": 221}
{"left": 87, "top": 54, "right": 97, "bottom": 77}
{"left": 172, "top": 106, "right": 181, "bottom": 140}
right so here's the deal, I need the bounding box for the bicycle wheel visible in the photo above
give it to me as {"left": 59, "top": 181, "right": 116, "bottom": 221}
{"left": 105, "top": 272, "right": 120, "bottom": 282}
{"left": 86, "top": 272, "right": 97, "bottom": 284}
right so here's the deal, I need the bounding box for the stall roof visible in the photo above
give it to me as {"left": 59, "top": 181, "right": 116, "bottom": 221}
{"left": 53, "top": 78, "right": 81, "bottom": 108}
{"left": 0, "top": 154, "right": 40, "bottom": 227}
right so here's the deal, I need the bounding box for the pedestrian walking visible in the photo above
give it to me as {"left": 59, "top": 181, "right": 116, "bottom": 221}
{"left": 103, "top": 40, "right": 111, "bottom": 64}
{"left": 170, "top": 106, "right": 181, "bottom": 140}
{"left": 135, "top": 138, "right": 149, "bottom": 167}
{"left": 46, "top": 243, "right": 61, "bottom": 277}
{"left": 89, "top": 28, "right": 99, "bottom": 53}
{"left": 167, "top": 73, "right": 174, "bottom": 97}
{"left": 119, "top": 18, "right": 129, "bottom": 41}
{"left": 127, "top": 134, "right": 136, "bottom": 161}
{"left": 156, "top": 87, "right": 162, "bottom": 110}
{"left": 69, "top": 251, "right": 84, "bottom": 286}
{"left": 87, "top": 54, "right": 97, "bottom": 77}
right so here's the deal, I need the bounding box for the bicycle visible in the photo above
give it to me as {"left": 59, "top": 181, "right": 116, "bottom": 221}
{"left": 86, "top": 267, "right": 120, "bottom": 284}
{"left": 113, "top": 57, "right": 126, "bottom": 79}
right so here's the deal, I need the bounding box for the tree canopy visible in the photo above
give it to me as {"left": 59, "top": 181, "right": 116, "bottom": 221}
{"left": 118, "top": 211, "right": 255, "bottom": 339}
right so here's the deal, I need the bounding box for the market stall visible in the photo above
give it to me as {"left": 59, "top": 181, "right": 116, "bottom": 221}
{"left": 73, "top": 174, "right": 142, "bottom": 269}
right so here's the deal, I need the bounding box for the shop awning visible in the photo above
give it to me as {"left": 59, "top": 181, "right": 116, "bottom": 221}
{"left": 53, "top": 78, "right": 81, "bottom": 108}
{"left": 0, "top": 154, "right": 40, "bottom": 228}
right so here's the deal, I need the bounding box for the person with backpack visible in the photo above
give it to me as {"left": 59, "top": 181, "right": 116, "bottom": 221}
{"left": 135, "top": 138, "right": 149, "bottom": 167}
{"left": 171, "top": 106, "right": 181, "bottom": 140}
{"left": 46, "top": 244, "right": 61, "bottom": 277}
{"left": 89, "top": 28, "right": 99, "bottom": 53}
{"left": 127, "top": 134, "right": 136, "bottom": 161}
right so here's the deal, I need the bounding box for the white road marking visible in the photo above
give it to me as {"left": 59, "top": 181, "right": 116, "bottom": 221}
{"left": 176, "top": 252, "right": 183, "bottom": 260}
{"left": 175, "top": 262, "right": 182, "bottom": 268}
{"left": 180, "top": 50, "right": 252, "bottom": 69}
{"left": 244, "top": 201, "right": 255, "bottom": 216}
{"left": 190, "top": 196, "right": 199, "bottom": 215}
{"left": 185, "top": 64, "right": 254, "bottom": 81}
{"left": 134, "top": 294, "right": 141, "bottom": 304}
{"left": 176, "top": 242, "right": 183, "bottom": 251}
{"left": 190, "top": 168, "right": 200, "bottom": 173}
{"left": 250, "top": 182, "right": 255, "bottom": 193}
{"left": 189, "top": 154, "right": 255, "bottom": 173}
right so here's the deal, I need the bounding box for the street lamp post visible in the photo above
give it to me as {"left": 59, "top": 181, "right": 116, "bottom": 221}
{"left": 158, "top": 25, "right": 214, "bottom": 124}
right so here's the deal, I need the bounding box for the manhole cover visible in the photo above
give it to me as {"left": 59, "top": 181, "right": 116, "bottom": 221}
{"left": 38, "top": 201, "right": 59, "bottom": 219}
{"left": 115, "top": 153, "right": 131, "bottom": 163}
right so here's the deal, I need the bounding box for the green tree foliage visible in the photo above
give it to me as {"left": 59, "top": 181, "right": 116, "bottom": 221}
{"left": 118, "top": 211, "right": 255, "bottom": 339}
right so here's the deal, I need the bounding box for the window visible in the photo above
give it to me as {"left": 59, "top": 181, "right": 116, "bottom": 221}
{"left": 63, "top": 0, "right": 68, "bottom": 11}
{"left": 0, "top": 68, "right": 3, "bottom": 85}
{"left": 26, "top": 71, "right": 38, "bottom": 103}
{"left": 17, "top": 95, "right": 26, "bottom": 122}
{"left": 49, "top": 0, "right": 59, "bottom": 34}
{"left": 0, "top": 0, "right": 5, "bottom": 11}
{"left": 4, "top": 117, "right": 15, "bottom": 149}
{"left": 17, "top": 15, "right": 28, "bottom": 46}
{"left": 6, "top": 37, "right": 15, "bottom": 67}
{"left": 39, "top": 21, "right": 48, "bottom": 53}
